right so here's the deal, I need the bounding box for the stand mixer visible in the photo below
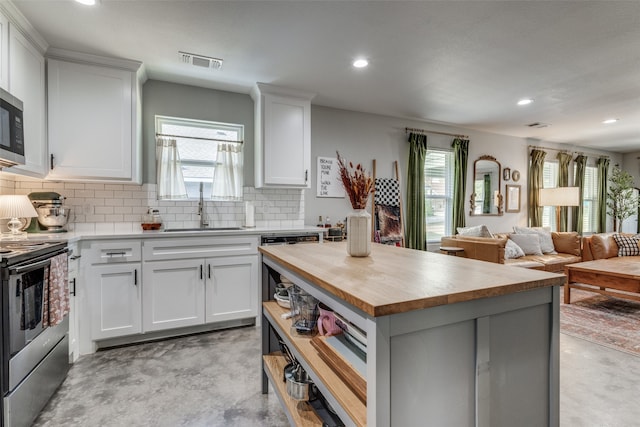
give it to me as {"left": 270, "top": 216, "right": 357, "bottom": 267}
{"left": 24, "top": 192, "right": 71, "bottom": 233}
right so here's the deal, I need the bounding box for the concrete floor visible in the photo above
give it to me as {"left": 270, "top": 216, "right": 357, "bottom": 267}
{"left": 33, "top": 327, "right": 640, "bottom": 427}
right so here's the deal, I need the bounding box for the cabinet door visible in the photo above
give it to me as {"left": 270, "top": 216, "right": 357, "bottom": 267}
{"left": 67, "top": 250, "right": 80, "bottom": 362}
{"left": 142, "top": 259, "right": 205, "bottom": 332}
{"left": 88, "top": 263, "right": 141, "bottom": 340}
{"left": 263, "top": 94, "right": 310, "bottom": 187}
{"left": 47, "top": 59, "right": 135, "bottom": 181}
{"left": 8, "top": 23, "right": 46, "bottom": 176}
{"left": 205, "top": 255, "right": 258, "bottom": 323}
{"left": 0, "top": 11, "right": 8, "bottom": 90}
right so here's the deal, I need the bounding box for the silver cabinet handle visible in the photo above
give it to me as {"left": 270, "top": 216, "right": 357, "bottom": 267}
{"left": 106, "top": 252, "right": 126, "bottom": 257}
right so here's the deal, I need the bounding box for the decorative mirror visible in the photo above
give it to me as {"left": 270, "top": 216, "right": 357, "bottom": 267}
{"left": 470, "top": 155, "right": 503, "bottom": 216}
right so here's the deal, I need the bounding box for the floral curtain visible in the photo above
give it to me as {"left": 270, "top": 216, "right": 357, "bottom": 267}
{"left": 212, "top": 142, "right": 243, "bottom": 201}
{"left": 528, "top": 149, "right": 547, "bottom": 227}
{"left": 557, "top": 151, "right": 572, "bottom": 231}
{"left": 451, "top": 138, "right": 469, "bottom": 232}
{"left": 597, "top": 157, "right": 610, "bottom": 233}
{"left": 572, "top": 155, "right": 587, "bottom": 234}
{"left": 156, "top": 138, "right": 188, "bottom": 200}
{"left": 406, "top": 133, "right": 427, "bottom": 250}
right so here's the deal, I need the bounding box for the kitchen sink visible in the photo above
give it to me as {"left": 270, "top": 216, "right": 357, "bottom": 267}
{"left": 163, "top": 227, "right": 244, "bottom": 232}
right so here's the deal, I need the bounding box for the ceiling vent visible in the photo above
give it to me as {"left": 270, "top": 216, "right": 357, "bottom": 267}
{"left": 526, "top": 122, "right": 551, "bottom": 129}
{"left": 179, "top": 51, "right": 223, "bottom": 70}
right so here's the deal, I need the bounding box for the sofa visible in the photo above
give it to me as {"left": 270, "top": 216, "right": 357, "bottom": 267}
{"left": 582, "top": 232, "right": 640, "bottom": 261}
{"left": 441, "top": 229, "right": 582, "bottom": 274}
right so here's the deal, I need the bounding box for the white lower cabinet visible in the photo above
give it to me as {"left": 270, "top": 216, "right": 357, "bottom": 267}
{"left": 205, "top": 256, "right": 258, "bottom": 324}
{"left": 143, "top": 254, "right": 258, "bottom": 332}
{"left": 142, "top": 259, "right": 205, "bottom": 332}
{"left": 79, "top": 236, "right": 259, "bottom": 353}
{"left": 88, "top": 263, "right": 141, "bottom": 340}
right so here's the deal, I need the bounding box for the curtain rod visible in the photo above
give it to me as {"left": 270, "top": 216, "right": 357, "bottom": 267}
{"left": 405, "top": 127, "right": 468, "bottom": 139}
{"left": 528, "top": 145, "right": 608, "bottom": 158}
{"left": 156, "top": 133, "right": 243, "bottom": 144}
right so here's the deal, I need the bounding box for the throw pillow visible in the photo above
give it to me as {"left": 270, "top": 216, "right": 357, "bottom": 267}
{"left": 591, "top": 233, "right": 619, "bottom": 259}
{"left": 457, "top": 225, "right": 493, "bottom": 238}
{"left": 513, "top": 226, "right": 556, "bottom": 254}
{"left": 612, "top": 234, "right": 640, "bottom": 256}
{"left": 551, "top": 232, "right": 581, "bottom": 257}
{"left": 509, "top": 233, "right": 543, "bottom": 255}
{"left": 504, "top": 239, "right": 525, "bottom": 259}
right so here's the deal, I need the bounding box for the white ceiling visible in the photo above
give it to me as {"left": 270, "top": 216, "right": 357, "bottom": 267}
{"left": 12, "top": 0, "right": 640, "bottom": 153}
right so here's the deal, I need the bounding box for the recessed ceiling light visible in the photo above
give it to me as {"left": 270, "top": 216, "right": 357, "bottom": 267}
{"left": 75, "top": 0, "right": 97, "bottom": 4}
{"left": 352, "top": 58, "right": 369, "bottom": 68}
{"left": 602, "top": 118, "right": 619, "bottom": 124}
{"left": 517, "top": 98, "right": 534, "bottom": 106}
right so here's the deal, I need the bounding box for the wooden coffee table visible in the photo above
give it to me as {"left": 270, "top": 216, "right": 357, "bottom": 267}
{"left": 564, "top": 258, "right": 640, "bottom": 304}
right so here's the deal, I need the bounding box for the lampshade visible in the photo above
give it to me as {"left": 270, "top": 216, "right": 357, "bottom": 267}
{"left": 0, "top": 195, "right": 38, "bottom": 219}
{"left": 538, "top": 187, "right": 580, "bottom": 207}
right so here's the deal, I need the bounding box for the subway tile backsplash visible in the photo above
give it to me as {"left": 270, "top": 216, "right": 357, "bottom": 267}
{"left": 0, "top": 173, "right": 305, "bottom": 232}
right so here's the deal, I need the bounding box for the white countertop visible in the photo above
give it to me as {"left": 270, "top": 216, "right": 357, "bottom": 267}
{"left": 16, "top": 225, "right": 326, "bottom": 244}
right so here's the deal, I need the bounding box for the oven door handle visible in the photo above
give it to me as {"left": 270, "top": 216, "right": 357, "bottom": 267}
{"left": 10, "top": 258, "right": 52, "bottom": 274}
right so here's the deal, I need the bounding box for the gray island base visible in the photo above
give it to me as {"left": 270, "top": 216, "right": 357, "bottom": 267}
{"left": 260, "top": 242, "right": 565, "bottom": 427}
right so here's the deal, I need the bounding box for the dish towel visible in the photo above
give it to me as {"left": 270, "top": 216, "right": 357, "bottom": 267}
{"left": 43, "top": 253, "right": 69, "bottom": 327}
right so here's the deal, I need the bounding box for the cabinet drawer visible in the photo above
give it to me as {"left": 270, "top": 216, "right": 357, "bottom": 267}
{"left": 143, "top": 236, "right": 259, "bottom": 261}
{"left": 85, "top": 240, "right": 142, "bottom": 264}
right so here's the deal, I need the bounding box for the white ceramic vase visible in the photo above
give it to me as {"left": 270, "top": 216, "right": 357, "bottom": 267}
{"left": 347, "top": 209, "right": 371, "bottom": 257}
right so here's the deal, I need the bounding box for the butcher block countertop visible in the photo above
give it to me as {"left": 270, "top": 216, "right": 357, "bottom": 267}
{"left": 260, "top": 242, "right": 565, "bottom": 317}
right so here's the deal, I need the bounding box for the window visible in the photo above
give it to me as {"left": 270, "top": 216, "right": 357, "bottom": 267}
{"left": 155, "top": 115, "right": 243, "bottom": 200}
{"left": 425, "top": 149, "right": 453, "bottom": 242}
{"left": 541, "top": 161, "right": 559, "bottom": 228}
{"left": 581, "top": 165, "right": 599, "bottom": 233}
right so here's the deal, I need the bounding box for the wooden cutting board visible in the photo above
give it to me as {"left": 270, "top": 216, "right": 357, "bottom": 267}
{"left": 310, "top": 334, "right": 367, "bottom": 403}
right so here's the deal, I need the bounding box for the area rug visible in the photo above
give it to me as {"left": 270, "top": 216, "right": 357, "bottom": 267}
{"left": 560, "top": 287, "right": 640, "bottom": 356}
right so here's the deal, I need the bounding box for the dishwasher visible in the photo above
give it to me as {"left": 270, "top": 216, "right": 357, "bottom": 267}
{"left": 260, "top": 232, "right": 321, "bottom": 246}
{"left": 261, "top": 231, "right": 321, "bottom": 296}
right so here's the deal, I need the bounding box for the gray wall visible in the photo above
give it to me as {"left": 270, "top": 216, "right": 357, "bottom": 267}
{"left": 305, "top": 105, "right": 536, "bottom": 231}
{"left": 142, "top": 79, "right": 625, "bottom": 233}
{"left": 142, "top": 80, "right": 254, "bottom": 185}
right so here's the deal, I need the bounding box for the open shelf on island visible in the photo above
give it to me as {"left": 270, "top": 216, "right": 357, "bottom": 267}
{"left": 263, "top": 301, "right": 367, "bottom": 427}
{"left": 263, "top": 353, "right": 322, "bottom": 426}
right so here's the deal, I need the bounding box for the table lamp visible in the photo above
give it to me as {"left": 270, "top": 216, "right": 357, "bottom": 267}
{"left": 539, "top": 187, "right": 580, "bottom": 231}
{"left": 0, "top": 195, "right": 38, "bottom": 238}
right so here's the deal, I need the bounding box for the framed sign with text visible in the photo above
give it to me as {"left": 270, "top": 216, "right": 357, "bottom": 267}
{"left": 316, "top": 157, "right": 345, "bottom": 198}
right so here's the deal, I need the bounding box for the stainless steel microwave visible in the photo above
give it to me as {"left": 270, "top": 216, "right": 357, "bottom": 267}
{"left": 0, "top": 87, "right": 24, "bottom": 168}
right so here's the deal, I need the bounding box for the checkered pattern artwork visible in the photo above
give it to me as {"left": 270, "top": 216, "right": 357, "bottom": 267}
{"left": 612, "top": 234, "right": 640, "bottom": 256}
{"left": 374, "top": 178, "right": 400, "bottom": 207}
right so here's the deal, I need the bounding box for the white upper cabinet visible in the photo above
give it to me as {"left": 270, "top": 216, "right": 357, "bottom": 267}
{"left": 0, "top": 11, "right": 8, "bottom": 91}
{"left": 46, "top": 50, "right": 143, "bottom": 183}
{"left": 7, "top": 23, "right": 47, "bottom": 177}
{"left": 251, "top": 83, "right": 315, "bottom": 188}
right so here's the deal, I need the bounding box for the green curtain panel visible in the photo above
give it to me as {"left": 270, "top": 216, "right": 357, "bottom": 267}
{"left": 597, "top": 157, "right": 610, "bottom": 233}
{"left": 528, "top": 149, "right": 547, "bottom": 227}
{"left": 572, "top": 155, "right": 587, "bottom": 234}
{"left": 406, "top": 133, "right": 427, "bottom": 250}
{"left": 451, "top": 138, "right": 469, "bottom": 232}
{"left": 483, "top": 174, "right": 491, "bottom": 213}
{"left": 557, "top": 151, "right": 572, "bottom": 231}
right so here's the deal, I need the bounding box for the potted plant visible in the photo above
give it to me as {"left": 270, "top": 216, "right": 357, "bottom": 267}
{"left": 606, "top": 165, "right": 639, "bottom": 232}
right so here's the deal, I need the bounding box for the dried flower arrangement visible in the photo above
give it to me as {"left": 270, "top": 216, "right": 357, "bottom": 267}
{"left": 336, "top": 151, "right": 373, "bottom": 209}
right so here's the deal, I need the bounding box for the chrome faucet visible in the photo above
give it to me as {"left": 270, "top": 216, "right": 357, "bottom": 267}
{"left": 198, "top": 182, "right": 208, "bottom": 228}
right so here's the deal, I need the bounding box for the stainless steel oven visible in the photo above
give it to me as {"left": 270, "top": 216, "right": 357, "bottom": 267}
{"left": 1, "top": 241, "right": 69, "bottom": 427}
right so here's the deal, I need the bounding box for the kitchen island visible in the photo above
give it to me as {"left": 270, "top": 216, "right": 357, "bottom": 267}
{"left": 260, "top": 242, "right": 565, "bottom": 427}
